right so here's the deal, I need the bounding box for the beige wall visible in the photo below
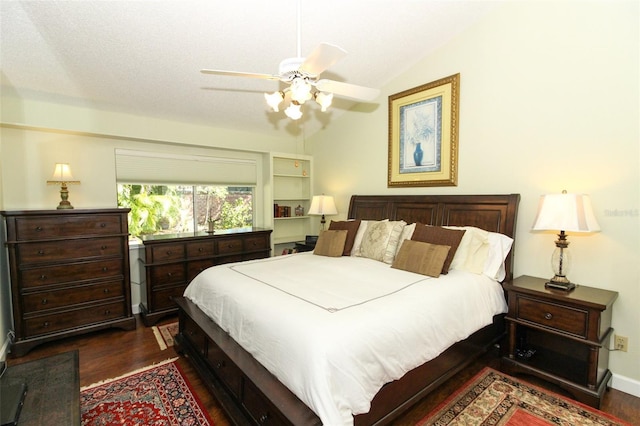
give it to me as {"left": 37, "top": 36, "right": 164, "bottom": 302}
{"left": 308, "top": 1, "right": 640, "bottom": 393}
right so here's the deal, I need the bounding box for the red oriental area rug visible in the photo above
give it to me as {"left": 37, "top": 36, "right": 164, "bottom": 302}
{"left": 418, "top": 367, "right": 631, "bottom": 426}
{"left": 81, "top": 358, "right": 212, "bottom": 426}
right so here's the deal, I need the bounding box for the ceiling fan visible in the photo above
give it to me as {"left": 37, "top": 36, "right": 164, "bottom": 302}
{"left": 200, "top": 3, "right": 380, "bottom": 120}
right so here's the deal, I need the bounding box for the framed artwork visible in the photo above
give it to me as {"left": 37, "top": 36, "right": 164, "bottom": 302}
{"left": 388, "top": 73, "right": 459, "bottom": 187}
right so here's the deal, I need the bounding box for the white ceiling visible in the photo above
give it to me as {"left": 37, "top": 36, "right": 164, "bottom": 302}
{"left": 1, "top": 1, "right": 498, "bottom": 138}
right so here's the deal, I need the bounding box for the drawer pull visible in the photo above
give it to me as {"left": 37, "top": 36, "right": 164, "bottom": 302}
{"left": 104, "top": 309, "right": 111, "bottom": 315}
{"left": 259, "top": 414, "right": 269, "bottom": 423}
{"left": 544, "top": 313, "right": 553, "bottom": 320}
{"left": 102, "top": 267, "right": 108, "bottom": 272}
{"left": 43, "top": 321, "right": 50, "bottom": 327}
{"left": 216, "top": 360, "right": 225, "bottom": 369}
{"left": 103, "top": 288, "right": 110, "bottom": 293}
{"left": 167, "top": 272, "right": 172, "bottom": 277}
{"left": 227, "top": 244, "right": 234, "bottom": 248}
{"left": 100, "top": 223, "right": 106, "bottom": 228}
{"left": 35, "top": 226, "right": 43, "bottom": 232}
{"left": 41, "top": 298, "right": 48, "bottom": 305}
{"left": 166, "top": 250, "right": 172, "bottom": 255}
{"left": 101, "top": 245, "right": 107, "bottom": 250}
{"left": 40, "top": 275, "right": 47, "bottom": 280}
{"left": 38, "top": 250, "right": 45, "bottom": 256}
{"left": 198, "top": 247, "right": 204, "bottom": 252}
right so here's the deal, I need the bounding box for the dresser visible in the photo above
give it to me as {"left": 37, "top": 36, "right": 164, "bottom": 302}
{"left": 1, "top": 209, "right": 136, "bottom": 357}
{"left": 501, "top": 275, "right": 618, "bottom": 408}
{"left": 139, "top": 228, "right": 271, "bottom": 326}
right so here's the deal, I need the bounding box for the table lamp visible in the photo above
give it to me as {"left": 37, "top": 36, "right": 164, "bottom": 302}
{"left": 47, "top": 163, "right": 80, "bottom": 209}
{"left": 531, "top": 190, "right": 600, "bottom": 291}
{"left": 308, "top": 195, "right": 337, "bottom": 230}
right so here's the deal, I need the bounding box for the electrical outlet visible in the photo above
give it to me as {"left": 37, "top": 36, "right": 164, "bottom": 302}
{"left": 614, "top": 335, "right": 628, "bottom": 352}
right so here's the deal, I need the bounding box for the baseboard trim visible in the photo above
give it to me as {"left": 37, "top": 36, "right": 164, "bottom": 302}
{"left": 611, "top": 373, "right": 640, "bottom": 398}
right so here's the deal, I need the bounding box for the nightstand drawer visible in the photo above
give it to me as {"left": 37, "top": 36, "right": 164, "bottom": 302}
{"left": 517, "top": 296, "right": 588, "bottom": 338}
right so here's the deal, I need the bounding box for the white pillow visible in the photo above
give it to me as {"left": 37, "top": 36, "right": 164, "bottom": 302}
{"left": 484, "top": 232, "right": 514, "bottom": 281}
{"left": 394, "top": 222, "right": 416, "bottom": 257}
{"left": 444, "top": 226, "right": 490, "bottom": 274}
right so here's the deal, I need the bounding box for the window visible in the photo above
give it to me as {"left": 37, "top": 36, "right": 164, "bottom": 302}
{"left": 117, "top": 184, "right": 253, "bottom": 237}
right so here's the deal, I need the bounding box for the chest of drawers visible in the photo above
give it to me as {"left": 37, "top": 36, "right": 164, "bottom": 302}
{"left": 139, "top": 228, "right": 271, "bottom": 326}
{"left": 1, "top": 209, "right": 136, "bottom": 357}
{"left": 501, "top": 275, "right": 618, "bottom": 408}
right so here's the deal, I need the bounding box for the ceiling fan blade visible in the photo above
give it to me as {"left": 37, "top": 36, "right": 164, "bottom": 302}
{"left": 201, "top": 69, "right": 279, "bottom": 80}
{"left": 315, "top": 79, "right": 380, "bottom": 102}
{"left": 300, "top": 43, "right": 347, "bottom": 76}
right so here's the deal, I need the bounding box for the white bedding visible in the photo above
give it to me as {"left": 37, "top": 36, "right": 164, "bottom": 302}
{"left": 184, "top": 252, "right": 508, "bottom": 425}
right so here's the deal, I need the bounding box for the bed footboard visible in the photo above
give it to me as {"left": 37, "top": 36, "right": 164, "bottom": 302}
{"left": 174, "top": 296, "right": 505, "bottom": 426}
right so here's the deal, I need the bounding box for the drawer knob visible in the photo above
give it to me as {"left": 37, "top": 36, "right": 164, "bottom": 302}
{"left": 167, "top": 272, "right": 172, "bottom": 277}
{"left": 40, "top": 275, "right": 47, "bottom": 280}
{"left": 259, "top": 414, "right": 269, "bottom": 423}
{"left": 104, "top": 309, "right": 111, "bottom": 315}
{"left": 198, "top": 247, "right": 203, "bottom": 252}
{"left": 35, "top": 226, "right": 43, "bottom": 232}
{"left": 104, "top": 288, "right": 110, "bottom": 293}
{"left": 544, "top": 313, "right": 553, "bottom": 320}
{"left": 100, "top": 223, "right": 106, "bottom": 228}
{"left": 38, "top": 250, "right": 45, "bottom": 256}
{"left": 43, "top": 321, "right": 50, "bottom": 327}
{"left": 216, "top": 360, "right": 225, "bottom": 369}
{"left": 102, "top": 267, "right": 108, "bottom": 272}
{"left": 41, "top": 298, "right": 48, "bottom": 305}
{"left": 101, "top": 245, "right": 107, "bottom": 250}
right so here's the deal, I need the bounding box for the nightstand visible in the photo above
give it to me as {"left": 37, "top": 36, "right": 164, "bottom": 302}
{"left": 501, "top": 275, "right": 618, "bottom": 408}
{"left": 294, "top": 241, "right": 316, "bottom": 252}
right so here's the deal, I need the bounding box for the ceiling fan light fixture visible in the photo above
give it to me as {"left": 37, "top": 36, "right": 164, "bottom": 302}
{"left": 284, "top": 101, "right": 303, "bottom": 120}
{"left": 314, "top": 91, "right": 333, "bottom": 112}
{"left": 290, "top": 78, "right": 313, "bottom": 104}
{"left": 265, "top": 91, "right": 284, "bottom": 112}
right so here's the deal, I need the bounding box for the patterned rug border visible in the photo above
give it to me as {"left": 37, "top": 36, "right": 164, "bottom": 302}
{"left": 420, "top": 367, "right": 632, "bottom": 426}
{"left": 152, "top": 321, "right": 178, "bottom": 351}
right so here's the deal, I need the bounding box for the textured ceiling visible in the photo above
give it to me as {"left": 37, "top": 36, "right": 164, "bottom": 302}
{"left": 1, "top": 1, "right": 497, "bottom": 138}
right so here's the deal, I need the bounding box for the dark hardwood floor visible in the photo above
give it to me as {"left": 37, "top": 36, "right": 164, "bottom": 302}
{"left": 8, "top": 315, "right": 639, "bottom": 425}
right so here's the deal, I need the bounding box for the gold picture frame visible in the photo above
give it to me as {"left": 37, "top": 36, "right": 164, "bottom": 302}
{"left": 388, "top": 73, "right": 460, "bottom": 187}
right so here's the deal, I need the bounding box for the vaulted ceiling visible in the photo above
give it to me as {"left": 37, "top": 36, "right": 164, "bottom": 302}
{"left": 1, "top": 1, "right": 497, "bottom": 137}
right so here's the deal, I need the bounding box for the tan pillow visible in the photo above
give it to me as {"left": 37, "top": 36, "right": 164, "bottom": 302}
{"left": 328, "top": 220, "right": 361, "bottom": 256}
{"left": 411, "top": 224, "right": 466, "bottom": 274}
{"left": 313, "top": 230, "right": 348, "bottom": 257}
{"left": 391, "top": 240, "right": 451, "bottom": 278}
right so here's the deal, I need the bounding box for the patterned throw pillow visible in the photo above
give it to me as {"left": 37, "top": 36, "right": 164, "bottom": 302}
{"left": 359, "top": 220, "right": 406, "bottom": 263}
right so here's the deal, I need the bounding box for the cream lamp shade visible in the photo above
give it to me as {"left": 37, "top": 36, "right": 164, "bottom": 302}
{"left": 308, "top": 195, "right": 338, "bottom": 230}
{"left": 47, "top": 163, "right": 80, "bottom": 209}
{"left": 531, "top": 191, "right": 600, "bottom": 290}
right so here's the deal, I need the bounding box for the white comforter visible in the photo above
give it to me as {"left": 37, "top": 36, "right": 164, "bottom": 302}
{"left": 184, "top": 252, "right": 508, "bottom": 425}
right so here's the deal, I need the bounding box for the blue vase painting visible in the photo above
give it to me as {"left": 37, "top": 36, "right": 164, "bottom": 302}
{"left": 413, "top": 142, "right": 424, "bottom": 167}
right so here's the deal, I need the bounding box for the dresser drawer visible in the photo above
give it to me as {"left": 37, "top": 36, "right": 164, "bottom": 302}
{"left": 187, "top": 259, "right": 216, "bottom": 282}
{"left": 22, "top": 281, "right": 124, "bottom": 313}
{"left": 150, "top": 243, "right": 185, "bottom": 262}
{"left": 187, "top": 241, "right": 215, "bottom": 258}
{"left": 183, "top": 314, "right": 206, "bottom": 355}
{"left": 21, "top": 258, "right": 124, "bottom": 289}
{"left": 14, "top": 214, "right": 123, "bottom": 240}
{"left": 18, "top": 237, "right": 123, "bottom": 265}
{"left": 24, "top": 301, "right": 126, "bottom": 337}
{"left": 243, "top": 380, "right": 288, "bottom": 425}
{"left": 151, "top": 284, "right": 187, "bottom": 310}
{"left": 244, "top": 235, "right": 269, "bottom": 251}
{"left": 516, "top": 296, "right": 588, "bottom": 338}
{"left": 217, "top": 238, "right": 243, "bottom": 255}
{"left": 207, "top": 341, "right": 242, "bottom": 398}
{"left": 150, "top": 263, "right": 186, "bottom": 286}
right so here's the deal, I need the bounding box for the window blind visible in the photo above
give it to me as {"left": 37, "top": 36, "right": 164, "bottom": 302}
{"left": 115, "top": 149, "right": 257, "bottom": 185}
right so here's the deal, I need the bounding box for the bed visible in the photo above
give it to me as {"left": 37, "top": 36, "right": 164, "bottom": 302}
{"left": 174, "top": 193, "right": 520, "bottom": 425}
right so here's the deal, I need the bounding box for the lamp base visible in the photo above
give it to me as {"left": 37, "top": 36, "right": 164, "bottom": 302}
{"left": 545, "top": 280, "right": 576, "bottom": 291}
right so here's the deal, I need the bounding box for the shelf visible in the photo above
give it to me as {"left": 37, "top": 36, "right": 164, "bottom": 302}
{"left": 274, "top": 216, "right": 310, "bottom": 220}
{"left": 273, "top": 173, "right": 310, "bottom": 178}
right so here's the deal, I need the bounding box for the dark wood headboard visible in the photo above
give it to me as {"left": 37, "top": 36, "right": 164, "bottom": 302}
{"left": 347, "top": 194, "right": 520, "bottom": 281}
